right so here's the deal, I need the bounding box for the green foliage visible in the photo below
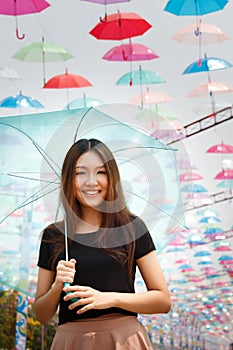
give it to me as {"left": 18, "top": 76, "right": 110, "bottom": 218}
{"left": 0, "top": 290, "right": 17, "bottom": 349}
{"left": 26, "top": 305, "right": 57, "bottom": 350}
{"left": 0, "top": 289, "right": 57, "bottom": 350}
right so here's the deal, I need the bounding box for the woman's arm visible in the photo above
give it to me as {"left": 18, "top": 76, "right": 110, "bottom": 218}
{"left": 64, "top": 251, "right": 171, "bottom": 315}
{"left": 34, "top": 259, "right": 76, "bottom": 324}
{"left": 115, "top": 250, "right": 171, "bottom": 314}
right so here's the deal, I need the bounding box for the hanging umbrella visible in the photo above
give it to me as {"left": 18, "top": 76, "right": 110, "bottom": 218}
{"left": 43, "top": 69, "right": 92, "bottom": 106}
{"left": 103, "top": 42, "right": 159, "bottom": 90}
{"left": 0, "top": 0, "right": 51, "bottom": 40}
{"left": 64, "top": 94, "right": 104, "bottom": 110}
{"left": 131, "top": 90, "right": 173, "bottom": 116}
{"left": 213, "top": 241, "right": 231, "bottom": 252}
{"left": 183, "top": 56, "right": 232, "bottom": 75}
{"left": 164, "top": 0, "right": 228, "bottom": 16}
{"left": 117, "top": 65, "right": 166, "bottom": 108}
{"left": 0, "top": 104, "right": 185, "bottom": 296}
{"left": 89, "top": 11, "right": 152, "bottom": 40}
{"left": 0, "top": 66, "right": 21, "bottom": 80}
{"left": 214, "top": 169, "right": 233, "bottom": 180}
{"left": 206, "top": 142, "right": 233, "bottom": 153}
{"left": 181, "top": 184, "right": 207, "bottom": 192}
{"left": 217, "top": 179, "right": 233, "bottom": 189}
{"left": 82, "top": 0, "right": 131, "bottom": 3}
{"left": 176, "top": 159, "right": 198, "bottom": 170}
{"left": 179, "top": 172, "right": 203, "bottom": 182}
{"left": 43, "top": 69, "right": 92, "bottom": 89}
{"left": 13, "top": 37, "right": 73, "bottom": 85}
{"left": 188, "top": 81, "right": 233, "bottom": 97}
{"left": 198, "top": 216, "right": 221, "bottom": 224}
{"left": 130, "top": 90, "right": 173, "bottom": 107}
{"left": 172, "top": 21, "right": 229, "bottom": 45}
{"left": 183, "top": 54, "right": 233, "bottom": 115}
{"left": 102, "top": 42, "right": 159, "bottom": 61}
{"left": 116, "top": 66, "right": 165, "bottom": 86}
{"left": 172, "top": 19, "right": 229, "bottom": 63}
{"left": 0, "top": 91, "right": 44, "bottom": 109}
{"left": 81, "top": 0, "right": 132, "bottom": 21}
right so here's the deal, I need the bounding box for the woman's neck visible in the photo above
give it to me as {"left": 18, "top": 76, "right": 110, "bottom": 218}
{"left": 77, "top": 207, "right": 103, "bottom": 233}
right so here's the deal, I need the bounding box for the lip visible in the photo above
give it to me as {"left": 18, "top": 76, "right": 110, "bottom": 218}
{"left": 82, "top": 190, "right": 100, "bottom": 195}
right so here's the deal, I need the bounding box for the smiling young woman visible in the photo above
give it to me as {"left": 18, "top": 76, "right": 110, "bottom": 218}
{"left": 34, "top": 138, "right": 171, "bottom": 350}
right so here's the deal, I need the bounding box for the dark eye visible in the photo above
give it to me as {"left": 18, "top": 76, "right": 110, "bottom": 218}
{"left": 97, "top": 170, "right": 107, "bottom": 174}
{"left": 76, "top": 171, "right": 85, "bottom": 175}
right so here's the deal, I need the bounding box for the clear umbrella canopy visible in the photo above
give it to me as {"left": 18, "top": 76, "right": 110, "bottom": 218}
{"left": 0, "top": 103, "right": 185, "bottom": 296}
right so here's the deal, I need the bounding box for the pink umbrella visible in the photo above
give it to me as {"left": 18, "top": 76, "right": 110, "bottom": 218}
{"left": 131, "top": 89, "right": 173, "bottom": 105}
{"left": 0, "top": 0, "right": 51, "bottom": 40}
{"left": 214, "top": 169, "right": 233, "bottom": 179}
{"left": 176, "top": 159, "right": 198, "bottom": 170}
{"left": 172, "top": 21, "right": 229, "bottom": 45}
{"left": 188, "top": 81, "right": 233, "bottom": 97}
{"left": 206, "top": 142, "right": 233, "bottom": 153}
{"left": 102, "top": 42, "right": 159, "bottom": 61}
{"left": 179, "top": 172, "right": 203, "bottom": 182}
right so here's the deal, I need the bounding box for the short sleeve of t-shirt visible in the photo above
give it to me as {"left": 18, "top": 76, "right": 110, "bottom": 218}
{"left": 133, "top": 217, "right": 156, "bottom": 260}
{"left": 37, "top": 228, "right": 60, "bottom": 271}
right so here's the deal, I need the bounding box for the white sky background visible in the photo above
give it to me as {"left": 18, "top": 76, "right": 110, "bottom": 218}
{"left": 0, "top": 0, "right": 232, "bottom": 228}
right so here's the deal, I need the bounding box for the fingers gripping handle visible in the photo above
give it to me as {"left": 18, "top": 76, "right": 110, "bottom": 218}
{"left": 64, "top": 282, "right": 79, "bottom": 302}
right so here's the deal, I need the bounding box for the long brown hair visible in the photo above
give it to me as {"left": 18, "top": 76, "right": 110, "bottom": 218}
{"left": 49, "top": 139, "right": 136, "bottom": 278}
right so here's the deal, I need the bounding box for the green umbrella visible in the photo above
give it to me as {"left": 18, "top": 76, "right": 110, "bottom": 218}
{"left": 12, "top": 37, "right": 73, "bottom": 85}
{"left": 116, "top": 65, "right": 165, "bottom": 108}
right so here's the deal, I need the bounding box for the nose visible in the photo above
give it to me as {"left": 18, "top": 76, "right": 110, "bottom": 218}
{"left": 85, "top": 172, "right": 97, "bottom": 186}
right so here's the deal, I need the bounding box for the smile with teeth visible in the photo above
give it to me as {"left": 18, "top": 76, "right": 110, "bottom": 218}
{"left": 82, "top": 190, "right": 100, "bottom": 196}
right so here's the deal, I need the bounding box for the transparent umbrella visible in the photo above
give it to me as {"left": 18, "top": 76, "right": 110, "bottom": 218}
{"left": 0, "top": 103, "right": 185, "bottom": 296}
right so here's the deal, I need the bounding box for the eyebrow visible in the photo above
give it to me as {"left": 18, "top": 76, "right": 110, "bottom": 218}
{"left": 75, "top": 165, "right": 106, "bottom": 169}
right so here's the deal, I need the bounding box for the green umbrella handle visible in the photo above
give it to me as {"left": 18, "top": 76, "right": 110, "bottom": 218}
{"left": 64, "top": 282, "right": 79, "bottom": 302}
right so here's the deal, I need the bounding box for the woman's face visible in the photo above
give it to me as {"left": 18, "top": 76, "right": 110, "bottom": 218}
{"left": 74, "top": 150, "right": 108, "bottom": 210}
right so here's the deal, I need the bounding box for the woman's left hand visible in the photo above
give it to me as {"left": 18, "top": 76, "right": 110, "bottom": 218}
{"left": 63, "top": 285, "right": 117, "bottom": 314}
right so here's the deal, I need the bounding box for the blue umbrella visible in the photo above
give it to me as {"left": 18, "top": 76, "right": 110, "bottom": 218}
{"left": 194, "top": 250, "right": 211, "bottom": 257}
{"left": 217, "top": 179, "right": 233, "bottom": 189}
{"left": 116, "top": 66, "right": 165, "bottom": 86}
{"left": 116, "top": 65, "right": 165, "bottom": 108}
{"left": 183, "top": 56, "right": 232, "bottom": 75}
{"left": 198, "top": 216, "right": 221, "bottom": 224}
{"left": 63, "top": 94, "right": 104, "bottom": 110}
{"left": 0, "top": 91, "right": 44, "bottom": 109}
{"left": 181, "top": 183, "right": 207, "bottom": 192}
{"left": 164, "top": 0, "right": 228, "bottom": 16}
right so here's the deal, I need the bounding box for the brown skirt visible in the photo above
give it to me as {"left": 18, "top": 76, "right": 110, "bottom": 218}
{"left": 50, "top": 314, "right": 153, "bottom": 350}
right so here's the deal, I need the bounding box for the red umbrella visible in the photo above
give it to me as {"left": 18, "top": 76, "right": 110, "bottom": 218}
{"left": 43, "top": 69, "right": 92, "bottom": 89}
{"left": 43, "top": 69, "right": 92, "bottom": 108}
{"left": 89, "top": 11, "right": 152, "bottom": 40}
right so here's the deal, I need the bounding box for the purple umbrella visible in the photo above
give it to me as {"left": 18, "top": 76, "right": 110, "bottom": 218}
{"left": 81, "top": 0, "right": 131, "bottom": 3}
{"left": 81, "top": 0, "right": 132, "bottom": 21}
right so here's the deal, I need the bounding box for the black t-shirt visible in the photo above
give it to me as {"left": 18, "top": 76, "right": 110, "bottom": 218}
{"left": 37, "top": 216, "right": 155, "bottom": 325}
